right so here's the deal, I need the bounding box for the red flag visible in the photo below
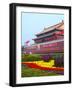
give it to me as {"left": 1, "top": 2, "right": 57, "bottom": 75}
{"left": 25, "top": 40, "right": 30, "bottom": 44}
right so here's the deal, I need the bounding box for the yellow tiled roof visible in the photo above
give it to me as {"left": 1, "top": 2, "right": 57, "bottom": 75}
{"left": 36, "top": 20, "right": 64, "bottom": 35}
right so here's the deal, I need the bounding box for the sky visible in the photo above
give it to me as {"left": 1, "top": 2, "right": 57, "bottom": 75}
{"left": 21, "top": 12, "right": 64, "bottom": 46}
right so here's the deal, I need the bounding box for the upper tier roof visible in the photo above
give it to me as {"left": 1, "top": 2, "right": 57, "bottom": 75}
{"left": 36, "top": 20, "right": 64, "bottom": 35}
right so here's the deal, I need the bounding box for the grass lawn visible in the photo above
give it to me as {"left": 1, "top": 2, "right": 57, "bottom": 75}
{"left": 21, "top": 65, "right": 60, "bottom": 77}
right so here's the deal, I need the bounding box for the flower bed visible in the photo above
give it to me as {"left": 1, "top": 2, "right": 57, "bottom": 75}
{"left": 22, "top": 61, "right": 64, "bottom": 71}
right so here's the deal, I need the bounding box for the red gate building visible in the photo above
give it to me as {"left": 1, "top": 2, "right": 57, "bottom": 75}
{"left": 23, "top": 20, "right": 64, "bottom": 54}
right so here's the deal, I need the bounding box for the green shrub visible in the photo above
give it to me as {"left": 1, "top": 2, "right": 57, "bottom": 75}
{"left": 22, "top": 54, "right": 41, "bottom": 62}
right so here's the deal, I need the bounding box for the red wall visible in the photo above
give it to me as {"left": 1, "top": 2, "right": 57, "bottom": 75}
{"left": 24, "top": 41, "right": 64, "bottom": 54}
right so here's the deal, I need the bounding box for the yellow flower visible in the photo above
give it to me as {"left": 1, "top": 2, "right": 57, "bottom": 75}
{"left": 32, "top": 60, "right": 55, "bottom": 68}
